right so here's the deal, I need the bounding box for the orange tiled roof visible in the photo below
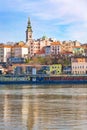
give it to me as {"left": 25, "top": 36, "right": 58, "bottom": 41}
{"left": 0, "top": 45, "right": 12, "bottom": 48}
{"left": 51, "top": 41, "right": 61, "bottom": 45}
{"left": 13, "top": 44, "right": 28, "bottom": 48}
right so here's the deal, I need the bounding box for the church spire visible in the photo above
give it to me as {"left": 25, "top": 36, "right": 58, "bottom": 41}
{"left": 27, "top": 17, "right": 32, "bottom": 32}
{"left": 26, "top": 17, "right": 33, "bottom": 42}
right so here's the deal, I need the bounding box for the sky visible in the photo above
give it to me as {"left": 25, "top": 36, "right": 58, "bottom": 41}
{"left": 0, "top": 0, "right": 87, "bottom": 43}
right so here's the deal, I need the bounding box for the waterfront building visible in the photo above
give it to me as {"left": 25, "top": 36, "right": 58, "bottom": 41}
{"left": 50, "top": 64, "right": 62, "bottom": 75}
{"left": 63, "top": 66, "right": 71, "bottom": 74}
{"left": 71, "top": 57, "right": 87, "bottom": 74}
{"left": 26, "top": 66, "right": 32, "bottom": 74}
{"left": 37, "top": 65, "right": 50, "bottom": 74}
{"left": 14, "top": 66, "right": 23, "bottom": 75}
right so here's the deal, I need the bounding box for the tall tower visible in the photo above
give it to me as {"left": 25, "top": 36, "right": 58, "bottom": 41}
{"left": 26, "top": 17, "right": 33, "bottom": 43}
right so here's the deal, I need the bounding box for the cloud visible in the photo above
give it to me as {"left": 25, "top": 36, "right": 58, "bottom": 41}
{"left": 1, "top": 0, "right": 87, "bottom": 22}
{"left": 1, "top": 0, "right": 87, "bottom": 20}
{"left": 0, "top": 0, "right": 87, "bottom": 43}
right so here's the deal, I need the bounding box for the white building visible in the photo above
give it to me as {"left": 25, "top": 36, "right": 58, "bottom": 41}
{"left": 71, "top": 57, "right": 87, "bottom": 75}
{"left": 13, "top": 44, "right": 28, "bottom": 58}
{"left": 0, "top": 44, "right": 11, "bottom": 62}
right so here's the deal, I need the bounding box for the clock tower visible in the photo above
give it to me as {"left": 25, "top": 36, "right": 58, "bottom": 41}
{"left": 26, "top": 17, "right": 33, "bottom": 43}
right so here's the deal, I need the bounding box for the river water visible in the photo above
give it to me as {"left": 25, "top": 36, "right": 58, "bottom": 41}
{"left": 0, "top": 84, "right": 87, "bottom": 130}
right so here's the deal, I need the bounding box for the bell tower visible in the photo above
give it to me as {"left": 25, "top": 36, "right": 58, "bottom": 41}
{"left": 26, "top": 17, "right": 33, "bottom": 43}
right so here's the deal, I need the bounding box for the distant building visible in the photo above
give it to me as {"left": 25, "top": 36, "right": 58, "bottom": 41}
{"left": 61, "top": 40, "right": 81, "bottom": 53}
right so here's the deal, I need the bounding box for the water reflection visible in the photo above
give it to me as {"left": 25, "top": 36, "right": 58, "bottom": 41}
{"left": 0, "top": 85, "right": 87, "bottom": 129}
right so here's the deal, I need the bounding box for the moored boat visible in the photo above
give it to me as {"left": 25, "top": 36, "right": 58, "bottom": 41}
{"left": 0, "top": 74, "right": 87, "bottom": 85}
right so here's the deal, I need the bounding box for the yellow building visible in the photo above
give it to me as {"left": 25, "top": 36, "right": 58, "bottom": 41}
{"left": 50, "top": 64, "right": 62, "bottom": 75}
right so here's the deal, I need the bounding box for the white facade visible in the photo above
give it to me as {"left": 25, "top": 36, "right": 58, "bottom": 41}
{"left": 72, "top": 62, "right": 87, "bottom": 74}
{"left": 71, "top": 58, "right": 87, "bottom": 74}
{"left": 13, "top": 45, "right": 28, "bottom": 58}
{"left": 0, "top": 45, "right": 11, "bottom": 62}
{"left": 22, "top": 47, "right": 28, "bottom": 57}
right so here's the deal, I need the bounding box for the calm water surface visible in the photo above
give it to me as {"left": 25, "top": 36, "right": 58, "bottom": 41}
{"left": 0, "top": 84, "right": 87, "bottom": 130}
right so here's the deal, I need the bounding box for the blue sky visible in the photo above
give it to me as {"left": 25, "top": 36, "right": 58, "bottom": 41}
{"left": 0, "top": 0, "right": 87, "bottom": 43}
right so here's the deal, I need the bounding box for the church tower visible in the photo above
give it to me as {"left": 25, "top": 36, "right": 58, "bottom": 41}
{"left": 26, "top": 17, "right": 33, "bottom": 43}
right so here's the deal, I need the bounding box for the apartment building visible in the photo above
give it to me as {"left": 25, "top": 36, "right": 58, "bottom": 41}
{"left": 51, "top": 41, "right": 61, "bottom": 56}
{"left": 50, "top": 64, "right": 62, "bottom": 75}
{"left": 71, "top": 57, "right": 87, "bottom": 74}
{"left": 0, "top": 44, "right": 11, "bottom": 62}
{"left": 13, "top": 44, "right": 28, "bottom": 58}
{"left": 61, "top": 40, "right": 81, "bottom": 53}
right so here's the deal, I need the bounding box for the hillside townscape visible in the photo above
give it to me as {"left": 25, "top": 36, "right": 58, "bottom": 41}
{"left": 0, "top": 18, "right": 87, "bottom": 75}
